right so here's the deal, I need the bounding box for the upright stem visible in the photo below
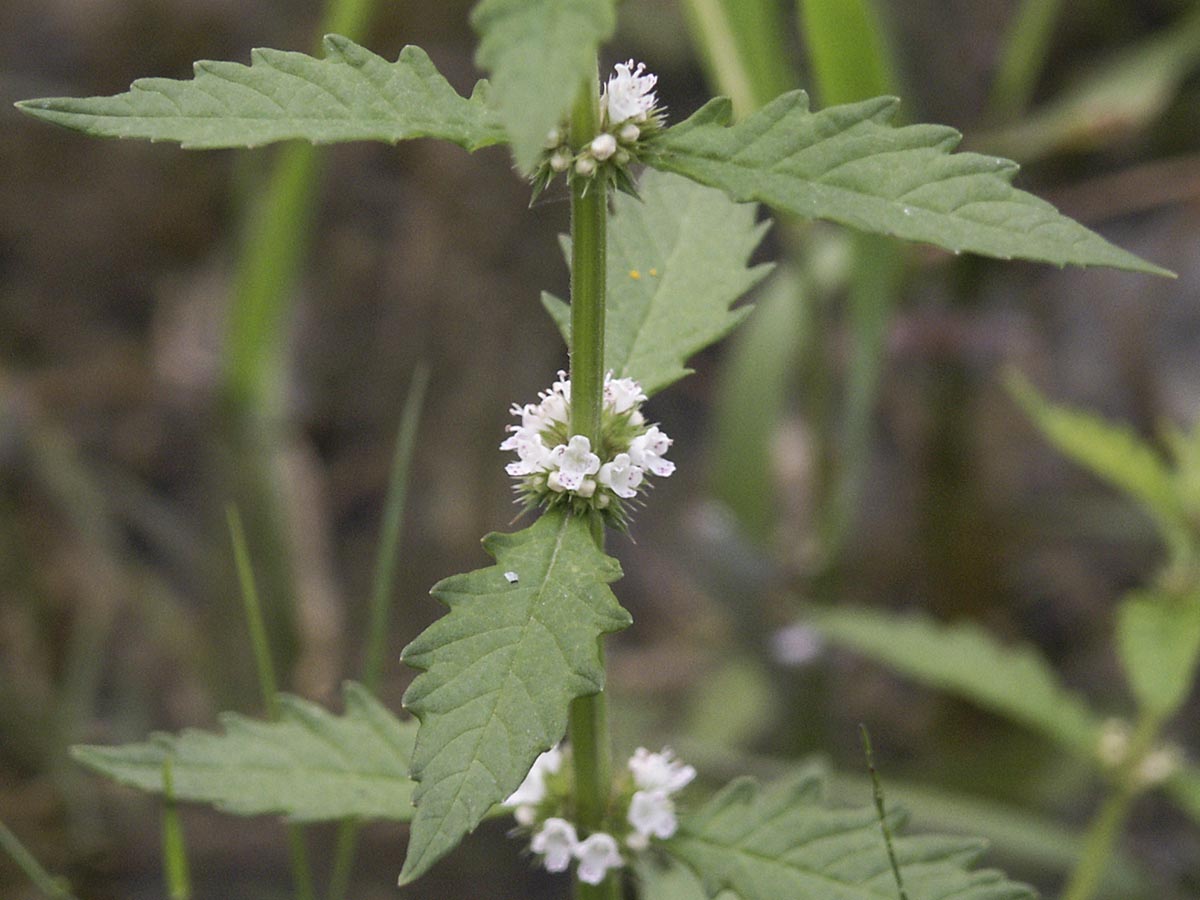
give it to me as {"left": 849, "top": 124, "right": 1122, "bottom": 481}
{"left": 1061, "top": 715, "right": 1161, "bottom": 900}
{"left": 565, "top": 66, "right": 619, "bottom": 900}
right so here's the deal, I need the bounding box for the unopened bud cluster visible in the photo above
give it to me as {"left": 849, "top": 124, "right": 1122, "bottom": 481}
{"left": 504, "top": 745, "right": 696, "bottom": 884}
{"left": 1096, "top": 718, "right": 1183, "bottom": 789}
{"left": 532, "top": 60, "right": 665, "bottom": 199}
{"left": 502, "top": 371, "right": 674, "bottom": 527}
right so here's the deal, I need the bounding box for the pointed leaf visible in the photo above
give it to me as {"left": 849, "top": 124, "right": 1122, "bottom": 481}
{"left": 399, "top": 510, "right": 629, "bottom": 883}
{"left": 1116, "top": 589, "right": 1200, "bottom": 719}
{"left": 667, "top": 769, "right": 1036, "bottom": 900}
{"left": 648, "top": 92, "right": 1172, "bottom": 275}
{"left": 471, "top": 0, "right": 616, "bottom": 171}
{"left": 71, "top": 683, "right": 417, "bottom": 821}
{"left": 1008, "top": 374, "right": 1188, "bottom": 553}
{"left": 17, "top": 39, "right": 505, "bottom": 151}
{"left": 807, "top": 606, "right": 1102, "bottom": 757}
{"left": 542, "top": 169, "right": 773, "bottom": 397}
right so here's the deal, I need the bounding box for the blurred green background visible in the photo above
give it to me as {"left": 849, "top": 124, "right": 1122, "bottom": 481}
{"left": 3, "top": 0, "right": 1200, "bottom": 897}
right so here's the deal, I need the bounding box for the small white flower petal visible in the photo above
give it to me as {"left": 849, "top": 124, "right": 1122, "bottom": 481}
{"left": 628, "top": 747, "right": 696, "bottom": 795}
{"left": 573, "top": 832, "right": 623, "bottom": 885}
{"left": 603, "top": 59, "right": 658, "bottom": 125}
{"left": 628, "top": 789, "right": 678, "bottom": 840}
{"left": 597, "top": 453, "right": 643, "bottom": 499}
{"left": 505, "top": 747, "right": 564, "bottom": 807}
{"left": 531, "top": 817, "right": 579, "bottom": 873}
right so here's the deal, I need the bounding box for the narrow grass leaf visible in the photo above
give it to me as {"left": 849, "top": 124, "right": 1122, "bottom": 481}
{"left": 399, "top": 510, "right": 629, "bottom": 883}
{"left": 666, "top": 768, "right": 1037, "bottom": 900}
{"left": 471, "top": 0, "right": 616, "bottom": 171}
{"left": 807, "top": 605, "right": 1102, "bottom": 756}
{"left": 647, "top": 92, "right": 1172, "bottom": 275}
{"left": 543, "top": 169, "right": 772, "bottom": 397}
{"left": 72, "top": 683, "right": 417, "bottom": 822}
{"left": 17, "top": 39, "right": 504, "bottom": 151}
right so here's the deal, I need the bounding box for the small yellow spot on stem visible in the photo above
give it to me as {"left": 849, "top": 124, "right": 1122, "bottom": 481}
{"left": 629, "top": 270, "right": 641, "bottom": 280}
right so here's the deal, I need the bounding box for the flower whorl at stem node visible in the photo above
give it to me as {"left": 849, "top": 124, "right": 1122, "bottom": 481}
{"left": 501, "top": 372, "right": 674, "bottom": 527}
{"left": 529, "top": 59, "right": 665, "bottom": 202}
{"left": 504, "top": 745, "right": 696, "bottom": 884}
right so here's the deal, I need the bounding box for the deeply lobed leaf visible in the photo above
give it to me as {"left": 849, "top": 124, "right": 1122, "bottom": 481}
{"left": 666, "top": 768, "right": 1036, "bottom": 900}
{"left": 648, "top": 92, "right": 1172, "bottom": 275}
{"left": 17, "top": 38, "right": 505, "bottom": 151}
{"left": 471, "top": 0, "right": 616, "bottom": 172}
{"left": 399, "top": 510, "right": 629, "bottom": 883}
{"left": 543, "top": 169, "right": 773, "bottom": 397}
{"left": 71, "top": 682, "right": 417, "bottom": 822}
{"left": 807, "top": 606, "right": 1102, "bottom": 757}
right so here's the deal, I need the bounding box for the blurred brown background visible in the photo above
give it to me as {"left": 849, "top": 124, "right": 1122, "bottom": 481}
{"left": 3, "top": 0, "right": 1200, "bottom": 897}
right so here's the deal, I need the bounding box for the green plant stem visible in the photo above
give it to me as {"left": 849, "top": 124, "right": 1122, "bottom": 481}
{"left": 678, "top": 0, "right": 759, "bottom": 116}
{"left": 565, "top": 68, "right": 619, "bottom": 900}
{"left": 0, "top": 818, "right": 80, "bottom": 900}
{"left": 1061, "top": 715, "right": 1161, "bottom": 900}
{"left": 161, "top": 758, "right": 193, "bottom": 900}
{"left": 326, "top": 364, "right": 428, "bottom": 900}
{"left": 227, "top": 507, "right": 316, "bottom": 900}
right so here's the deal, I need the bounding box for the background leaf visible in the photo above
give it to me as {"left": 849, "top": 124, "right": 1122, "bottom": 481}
{"left": 17, "top": 39, "right": 504, "bottom": 151}
{"left": 399, "top": 510, "right": 629, "bottom": 883}
{"left": 542, "top": 169, "right": 772, "bottom": 397}
{"left": 71, "top": 682, "right": 417, "bottom": 822}
{"left": 648, "top": 92, "right": 1171, "bottom": 275}
{"left": 471, "top": 0, "right": 615, "bottom": 171}
{"left": 1115, "top": 590, "right": 1200, "bottom": 720}
{"left": 806, "top": 605, "right": 1102, "bottom": 756}
{"left": 1008, "top": 374, "right": 1188, "bottom": 556}
{"left": 666, "top": 768, "right": 1036, "bottom": 900}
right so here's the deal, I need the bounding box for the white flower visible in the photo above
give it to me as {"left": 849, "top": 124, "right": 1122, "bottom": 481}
{"left": 604, "top": 59, "right": 658, "bottom": 125}
{"left": 549, "top": 435, "right": 601, "bottom": 491}
{"left": 603, "top": 374, "right": 646, "bottom": 414}
{"left": 628, "top": 789, "right": 678, "bottom": 840}
{"left": 628, "top": 747, "right": 695, "bottom": 795}
{"left": 590, "top": 133, "right": 618, "bottom": 161}
{"left": 531, "top": 818, "right": 579, "bottom": 873}
{"left": 597, "top": 453, "right": 643, "bottom": 499}
{"left": 505, "top": 746, "right": 564, "bottom": 809}
{"left": 573, "top": 832, "right": 623, "bottom": 885}
{"left": 627, "top": 426, "right": 675, "bottom": 477}
{"left": 503, "top": 429, "right": 552, "bottom": 476}
{"left": 575, "top": 156, "right": 597, "bottom": 177}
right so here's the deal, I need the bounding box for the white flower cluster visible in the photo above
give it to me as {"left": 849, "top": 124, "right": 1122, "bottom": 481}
{"left": 505, "top": 745, "right": 696, "bottom": 885}
{"left": 535, "top": 60, "right": 664, "bottom": 196}
{"left": 502, "top": 371, "right": 673, "bottom": 525}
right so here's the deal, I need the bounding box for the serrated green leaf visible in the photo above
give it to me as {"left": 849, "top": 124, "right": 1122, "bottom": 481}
{"left": 399, "top": 510, "right": 629, "bottom": 884}
{"left": 542, "top": 169, "right": 772, "bottom": 397}
{"left": 1008, "top": 374, "right": 1188, "bottom": 556}
{"left": 807, "top": 606, "right": 1102, "bottom": 756}
{"left": 471, "top": 0, "right": 615, "bottom": 172}
{"left": 17, "top": 38, "right": 504, "bottom": 151}
{"left": 666, "top": 769, "right": 1036, "bottom": 900}
{"left": 648, "top": 92, "right": 1172, "bottom": 275}
{"left": 71, "top": 682, "right": 417, "bottom": 821}
{"left": 1116, "top": 590, "right": 1200, "bottom": 720}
